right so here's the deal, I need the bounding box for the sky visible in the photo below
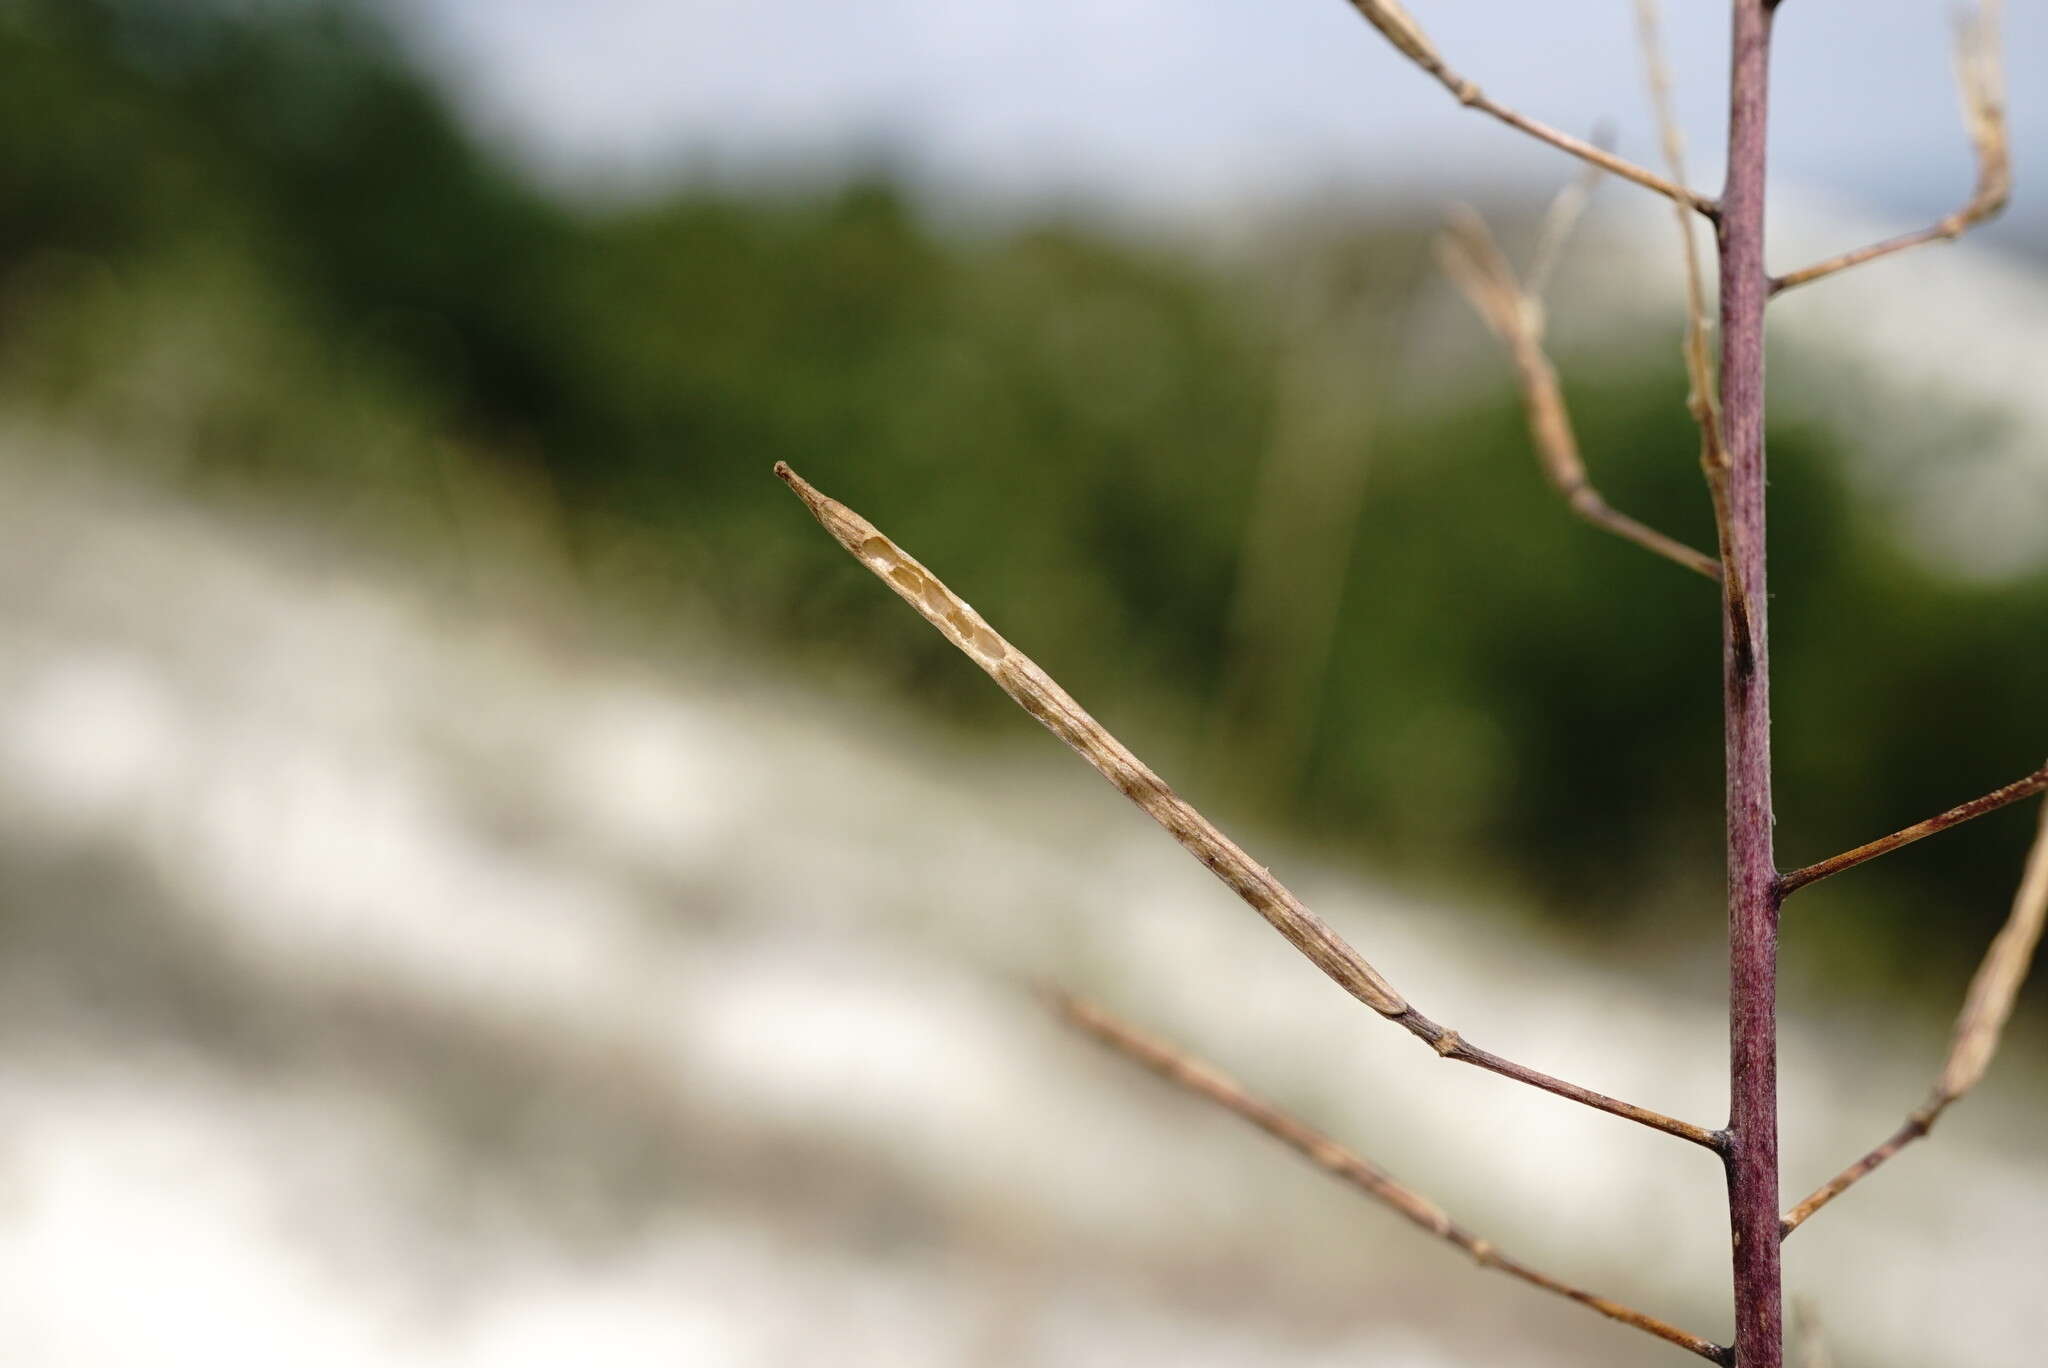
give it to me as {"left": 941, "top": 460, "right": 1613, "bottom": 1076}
{"left": 388, "top": 0, "right": 2046, "bottom": 239}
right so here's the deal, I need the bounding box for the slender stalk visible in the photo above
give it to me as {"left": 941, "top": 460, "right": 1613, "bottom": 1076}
{"left": 1634, "top": 0, "right": 1756, "bottom": 663}
{"left": 1341, "top": 0, "right": 1717, "bottom": 217}
{"left": 1780, "top": 1108, "right": 1932, "bottom": 1239}
{"left": 1770, "top": 0, "right": 2009, "bottom": 295}
{"left": 1782, "top": 796, "right": 2048, "bottom": 1236}
{"left": 1048, "top": 990, "right": 1731, "bottom": 1364}
{"left": 1718, "top": 4, "right": 1782, "bottom": 1363}
{"left": 1436, "top": 207, "right": 1722, "bottom": 581}
{"left": 1454, "top": 85, "right": 1715, "bottom": 218}
{"left": 1524, "top": 149, "right": 1606, "bottom": 306}
{"left": 776, "top": 461, "right": 1721, "bottom": 1151}
{"left": 1773, "top": 215, "right": 1986, "bottom": 295}
{"left": 1779, "top": 762, "right": 2048, "bottom": 896}
{"left": 1208, "top": 248, "right": 1385, "bottom": 807}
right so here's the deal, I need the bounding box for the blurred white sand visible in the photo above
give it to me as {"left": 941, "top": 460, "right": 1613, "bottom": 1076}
{"left": 0, "top": 451, "right": 2043, "bottom": 1366}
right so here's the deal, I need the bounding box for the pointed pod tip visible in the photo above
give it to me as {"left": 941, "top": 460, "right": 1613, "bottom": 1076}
{"left": 772, "top": 462, "right": 869, "bottom": 549}
{"left": 773, "top": 460, "right": 828, "bottom": 513}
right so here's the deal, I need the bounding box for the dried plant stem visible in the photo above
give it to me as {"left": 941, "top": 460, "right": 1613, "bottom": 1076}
{"left": 1781, "top": 1112, "right": 1928, "bottom": 1240}
{"left": 1634, "top": 0, "right": 1755, "bottom": 665}
{"left": 1209, "top": 251, "right": 1387, "bottom": 807}
{"left": 1778, "top": 762, "right": 2048, "bottom": 897}
{"left": 1771, "top": 212, "right": 2002, "bottom": 296}
{"left": 1436, "top": 208, "right": 1721, "bottom": 582}
{"left": 1782, "top": 796, "right": 2048, "bottom": 1236}
{"left": 1341, "top": 0, "right": 1715, "bottom": 218}
{"left": 776, "top": 461, "right": 1720, "bottom": 1151}
{"left": 1525, "top": 145, "right": 1608, "bottom": 306}
{"left": 1771, "top": 1, "right": 2009, "bottom": 295}
{"left": 1047, "top": 990, "right": 1731, "bottom": 1365}
{"left": 1717, "top": 3, "right": 1782, "bottom": 1361}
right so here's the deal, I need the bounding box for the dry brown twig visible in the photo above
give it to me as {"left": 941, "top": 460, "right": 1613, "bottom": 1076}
{"left": 1342, "top": 0, "right": 1716, "bottom": 218}
{"left": 1435, "top": 204, "right": 1722, "bottom": 582}
{"left": 1634, "top": 0, "right": 1756, "bottom": 666}
{"left": 1048, "top": 989, "right": 1730, "bottom": 1364}
{"left": 1772, "top": 0, "right": 2011, "bottom": 294}
{"left": 1782, "top": 795, "right": 2048, "bottom": 1235}
{"left": 1780, "top": 760, "right": 2048, "bottom": 896}
{"left": 1207, "top": 239, "right": 1396, "bottom": 807}
{"left": 774, "top": 461, "right": 1720, "bottom": 1152}
{"left": 1524, "top": 139, "right": 1607, "bottom": 306}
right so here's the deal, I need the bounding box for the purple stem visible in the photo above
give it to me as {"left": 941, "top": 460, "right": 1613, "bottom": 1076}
{"left": 1718, "top": 3, "right": 1783, "bottom": 1364}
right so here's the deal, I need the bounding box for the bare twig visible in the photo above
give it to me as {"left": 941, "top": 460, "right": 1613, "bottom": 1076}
{"left": 1047, "top": 990, "right": 1731, "bottom": 1364}
{"left": 1207, "top": 239, "right": 1392, "bottom": 809}
{"left": 777, "top": 461, "right": 1721, "bottom": 1150}
{"left": 1771, "top": 0, "right": 2010, "bottom": 294}
{"left": 1782, "top": 795, "right": 2048, "bottom": 1236}
{"left": 1779, "top": 761, "right": 2048, "bottom": 896}
{"left": 1436, "top": 208, "right": 1722, "bottom": 582}
{"left": 1634, "top": 0, "right": 1756, "bottom": 667}
{"left": 1525, "top": 138, "right": 1608, "bottom": 306}
{"left": 1342, "top": 0, "right": 1717, "bottom": 218}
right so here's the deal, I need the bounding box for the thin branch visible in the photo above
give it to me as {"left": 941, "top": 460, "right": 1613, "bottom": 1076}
{"left": 1782, "top": 795, "right": 2048, "bottom": 1236}
{"left": 1342, "top": 1, "right": 1717, "bottom": 218}
{"left": 1770, "top": 0, "right": 2010, "bottom": 294}
{"left": 777, "top": 462, "right": 1722, "bottom": 1151}
{"left": 1634, "top": 0, "right": 1757, "bottom": 668}
{"left": 1046, "top": 990, "right": 1731, "bottom": 1365}
{"left": 1779, "top": 761, "right": 2048, "bottom": 896}
{"left": 1436, "top": 208, "right": 1722, "bottom": 582}
{"left": 1524, "top": 133, "right": 1609, "bottom": 306}
{"left": 1205, "top": 237, "right": 1391, "bottom": 810}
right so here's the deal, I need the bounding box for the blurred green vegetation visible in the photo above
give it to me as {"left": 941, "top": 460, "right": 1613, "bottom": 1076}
{"left": 4, "top": 0, "right": 2043, "bottom": 1009}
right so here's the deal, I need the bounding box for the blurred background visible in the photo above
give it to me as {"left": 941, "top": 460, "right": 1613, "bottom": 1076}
{"left": 2, "top": 0, "right": 2045, "bottom": 1363}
